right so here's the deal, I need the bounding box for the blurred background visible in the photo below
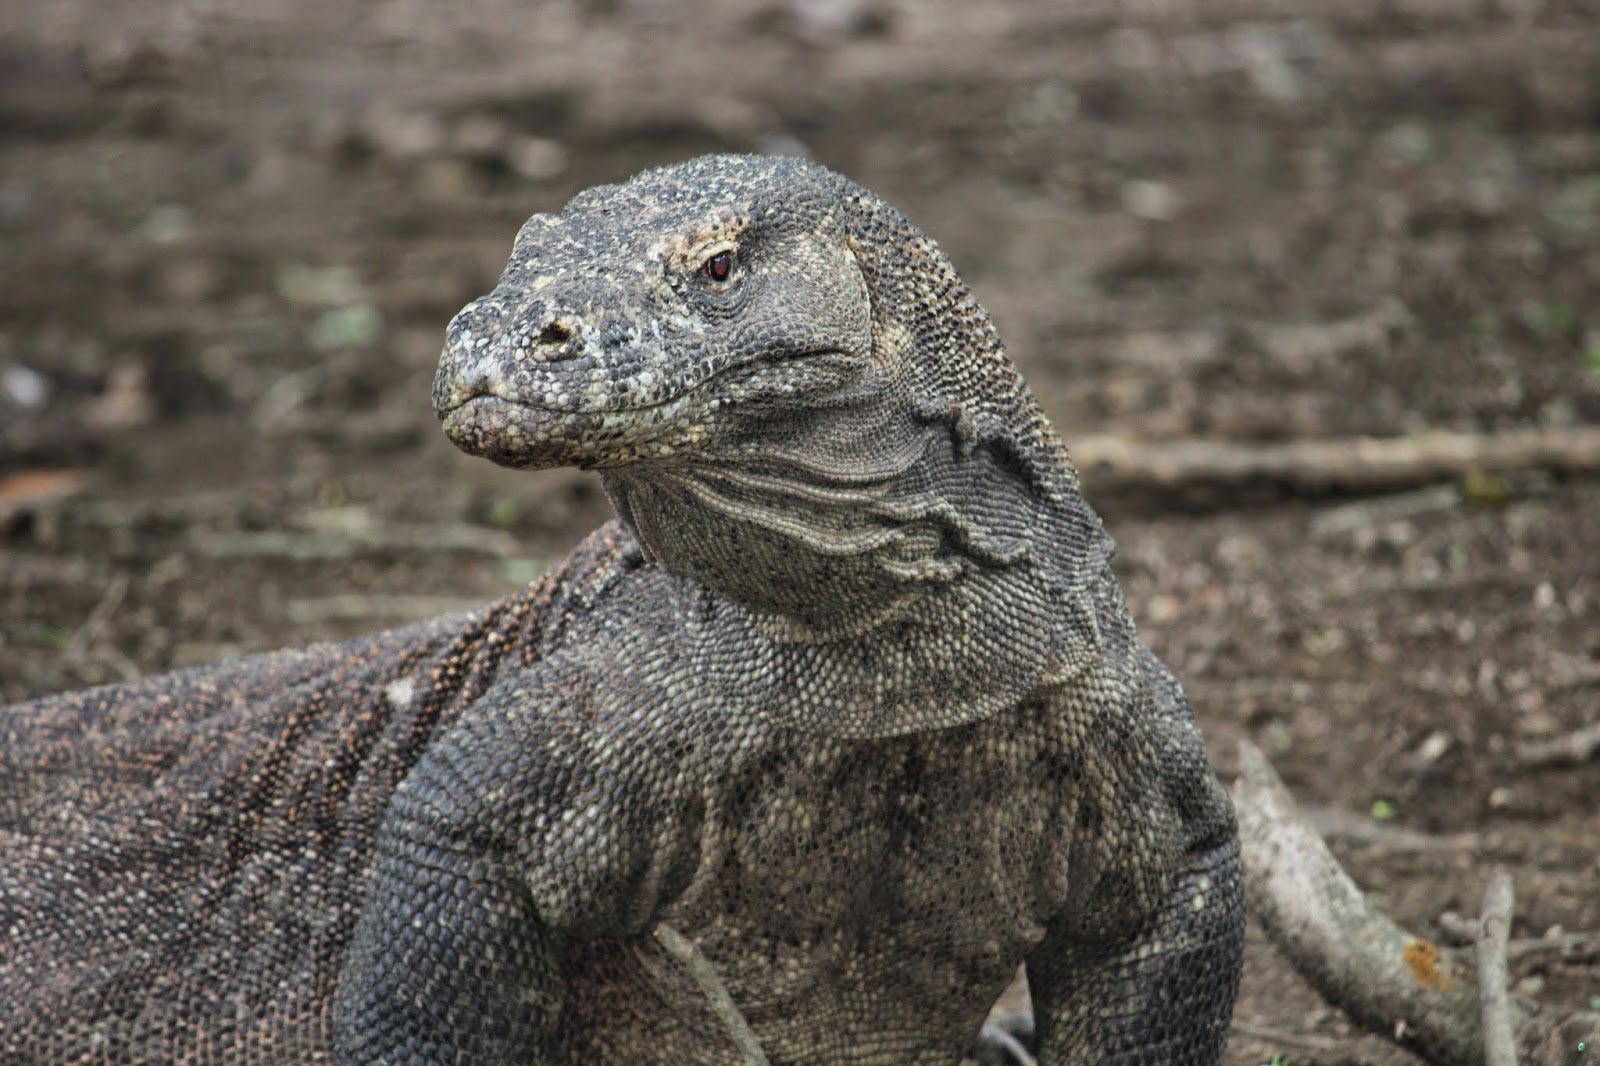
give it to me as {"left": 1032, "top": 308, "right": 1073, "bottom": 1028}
{"left": 1, "top": 1, "right": 1596, "bottom": 1060}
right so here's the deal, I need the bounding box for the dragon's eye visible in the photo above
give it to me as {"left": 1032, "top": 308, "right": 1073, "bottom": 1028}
{"left": 703, "top": 250, "right": 734, "bottom": 282}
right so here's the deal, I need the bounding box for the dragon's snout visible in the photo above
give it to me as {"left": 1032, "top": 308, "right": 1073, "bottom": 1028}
{"left": 432, "top": 294, "right": 601, "bottom": 417}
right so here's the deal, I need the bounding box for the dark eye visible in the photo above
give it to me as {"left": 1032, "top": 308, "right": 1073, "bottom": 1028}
{"left": 703, "top": 250, "right": 734, "bottom": 282}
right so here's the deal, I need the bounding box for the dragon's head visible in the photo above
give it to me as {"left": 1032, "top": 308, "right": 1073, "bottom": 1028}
{"left": 435, "top": 155, "right": 876, "bottom": 471}
{"left": 436, "top": 156, "right": 1109, "bottom": 671}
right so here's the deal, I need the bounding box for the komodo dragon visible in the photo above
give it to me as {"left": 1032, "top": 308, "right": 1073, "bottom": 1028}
{"left": 1, "top": 154, "right": 1243, "bottom": 1063}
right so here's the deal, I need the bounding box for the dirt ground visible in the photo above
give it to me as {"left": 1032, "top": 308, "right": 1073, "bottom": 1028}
{"left": 2, "top": 0, "right": 1597, "bottom": 1061}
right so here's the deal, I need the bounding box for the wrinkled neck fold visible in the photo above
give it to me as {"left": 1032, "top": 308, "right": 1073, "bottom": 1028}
{"left": 601, "top": 406, "right": 1113, "bottom": 736}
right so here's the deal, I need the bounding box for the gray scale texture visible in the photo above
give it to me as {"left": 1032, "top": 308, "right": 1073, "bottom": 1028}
{"left": 1, "top": 154, "right": 1242, "bottom": 1063}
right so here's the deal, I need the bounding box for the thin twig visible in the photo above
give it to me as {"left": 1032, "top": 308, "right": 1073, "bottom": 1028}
{"left": 977, "top": 1020, "right": 1038, "bottom": 1066}
{"left": 1437, "top": 911, "right": 1481, "bottom": 946}
{"left": 285, "top": 595, "right": 488, "bottom": 625}
{"left": 1310, "top": 483, "right": 1462, "bottom": 538}
{"left": 1305, "top": 806, "right": 1480, "bottom": 852}
{"left": 187, "top": 521, "right": 518, "bottom": 561}
{"left": 1477, "top": 870, "right": 1517, "bottom": 1066}
{"left": 63, "top": 573, "right": 130, "bottom": 660}
{"left": 653, "top": 924, "right": 769, "bottom": 1066}
{"left": 1508, "top": 932, "right": 1600, "bottom": 962}
{"left": 1514, "top": 721, "right": 1600, "bottom": 770}
{"left": 1439, "top": 916, "right": 1598, "bottom": 961}
{"left": 60, "top": 573, "right": 141, "bottom": 681}
{"left": 1230, "top": 1019, "right": 1345, "bottom": 1054}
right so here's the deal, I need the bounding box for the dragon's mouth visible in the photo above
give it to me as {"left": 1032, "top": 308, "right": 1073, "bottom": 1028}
{"left": 436, "top": 349, "right": 860, "bottom": 469}
{"left": 439, "top": 394, "right": 667, "bottom": 470}
{"left": 435, "top": 348, "right": 855, "bottom": 419}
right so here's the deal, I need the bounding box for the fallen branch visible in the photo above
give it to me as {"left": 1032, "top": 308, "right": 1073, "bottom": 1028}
{"left": 1304, "top": 806, "right": 1480, "bottom": 852}
{"left": 62, "top": 572, "right": 130, "bottom": 662}
{"left": 1229, "top": 1019, "right": 1344, "bottom": 1054}
{"left": 187, "top": 521, "right": 518, "bottom": 561}
{"left": 1506, "top": 932, "right": 1600, "bottom": 963}
{"left": 976, "top": 1019, "right": 1038, "bottom": 1066}
{"left": 285, "top": 594, "right": 489, "bottom": 625}
{"left": 653, "top": 924, "right": 768, "bottom": 1066}
{"left": 1234, "top": 740, "right": 1488, "bottom": 1063}
{"left": 1515, "top": 721, "right": 1600, "bottom": 770}
{"left": 60, "top": 573, "right": 142, "bottom": 683}
{"left": 1477, "top": 870, "right": 1516, "bottom": 1066}
{"left": 1233, "top": 740, "right": 1600, "bottom": 1064}
{"left": 1074, "top": 426, "right": 1600, "bottom": 500}
{"left": 1310, "top": 483, "right": 1464, "bottom": 537}
{"left": 1436, "top": 913, "right": 1600, "bottom": 960}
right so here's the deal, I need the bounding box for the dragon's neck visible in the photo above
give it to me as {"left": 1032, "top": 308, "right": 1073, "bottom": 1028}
{"left": 602, "top": 402, "right": 1110, "bottom": 735}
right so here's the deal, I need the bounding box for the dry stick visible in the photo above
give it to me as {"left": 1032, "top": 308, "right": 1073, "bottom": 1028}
{"left": 1477, "top": 870, "right": 1517, "bottom": 1066}
{"left": 61, "top": 573, "right": 141, "bottom": 682}
{"left": 1310, "top": 483, "right": 1464, "bottom": 537}
{"left": 653, "top": 924, "right": 769, "bottom": 1066}
{"left": 1234, "top": 740, "right": 1492, "bottom": 1066}
{"left": 1234, "top": 741, "right": 1600, "bottom": 1065}
{"left": 187, "top": 522, "right": 519, "bottom": 561}
{"left": 1443, "top": 917, "right": 1600, "bottom": 959}
{"left": 285, "top": 594, "right": 492, "bottom": 625}
{"left": 977, "top": 1020, "right": 1038, "bottom": 1066}
{"left": 1507, "top": 932, "right": 1600, "bottom": 962}
{"left": 1514, "top": 721, "right": 1600, "bottom": 770}
{"left": 1305, "top": 806, "right": 1480, "bottom": 852}
{"left": 1073, "top": 425, "right": 1600, "bottom": 498}
{"left": 1230, "top": 1019, "right": 1345, "bottom": 1054}
{"left": 62, "top": 573, "right": 130, "bottom": 660}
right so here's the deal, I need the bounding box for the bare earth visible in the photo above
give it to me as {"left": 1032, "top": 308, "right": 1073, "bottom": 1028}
{"left": 2, "top": 2, "right": 1596, "bottom": 1062}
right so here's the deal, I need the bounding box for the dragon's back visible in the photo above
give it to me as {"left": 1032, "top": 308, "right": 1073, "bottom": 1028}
{"left": 0, "top": 523, "right": 634, "bottom": 1061}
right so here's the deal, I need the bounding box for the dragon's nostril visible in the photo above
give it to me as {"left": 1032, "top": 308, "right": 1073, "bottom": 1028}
{"left": 538, "top": 321, "right": 572, "bottom": 346}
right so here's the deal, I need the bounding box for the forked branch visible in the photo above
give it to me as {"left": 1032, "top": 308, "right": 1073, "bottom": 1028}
{"left": 1232, "top": 741, "right": 1599, "bottom": 1064}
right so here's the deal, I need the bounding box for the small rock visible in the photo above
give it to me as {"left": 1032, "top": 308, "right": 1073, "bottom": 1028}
{"left": 159, "top": 257, "right": 223, "bottom": 302}
{"left": 362, "top": 108, "right": 447, "bottom": 161}
{"left": 452, "top": 114, "right": 510, "bottom": 161}
{"left": 1121, "top": 180, "right": 1181, "bottom": 222}
{"left": 786, "top": 0, "right": 893, "bottom": 41}
{"left": 507, "top": 136, "right": 569, "bottom": 181}
{"left": 1147, "top": 594, "right": 1182, "bottom": 624}
{"left": 2, "top": 363, "right": 50, "bottom": 409}
{"left": 1008, "top": 80, "right": 1079, "bottom": 134}
{"left": 1380, "top": 122, "right": 1433, "bottom": 166}
{"left": 414, "top": 158, "right": 479, "bottom": 200}
{"left": 277, "top": 263, "right": 362, "bottom": 308}
{"left": 1514, "top": 698, "right": 1555, "bottom": 737}
{"left": 309, "top": 305, "right": 383, "bottom": 352}
{"left": 133, "top": 203, "right": 194, "bottom": 245}
{"left": 756, "top": 132, "right": 811, "bottom": 159}
{"left": 83, "top": 364, "right": 157, "bottom": 430}
{"left": 1406, "top": 731, "right": 1452, "bottom": 770}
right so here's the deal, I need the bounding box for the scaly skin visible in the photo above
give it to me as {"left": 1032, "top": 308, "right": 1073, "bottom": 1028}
{"left": 2, "top": 155, "right": 1241, "bottom": 1063}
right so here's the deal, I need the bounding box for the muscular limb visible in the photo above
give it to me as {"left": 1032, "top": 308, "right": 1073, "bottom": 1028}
{"left": 333, "top": 652, "right": 686, "bottom": 1065}
{"left": 1026, "top": 840, "right": 1245, "bottom": 1065}
{"left": 335, "top": 752, "right": 565, "bottom": 1063}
